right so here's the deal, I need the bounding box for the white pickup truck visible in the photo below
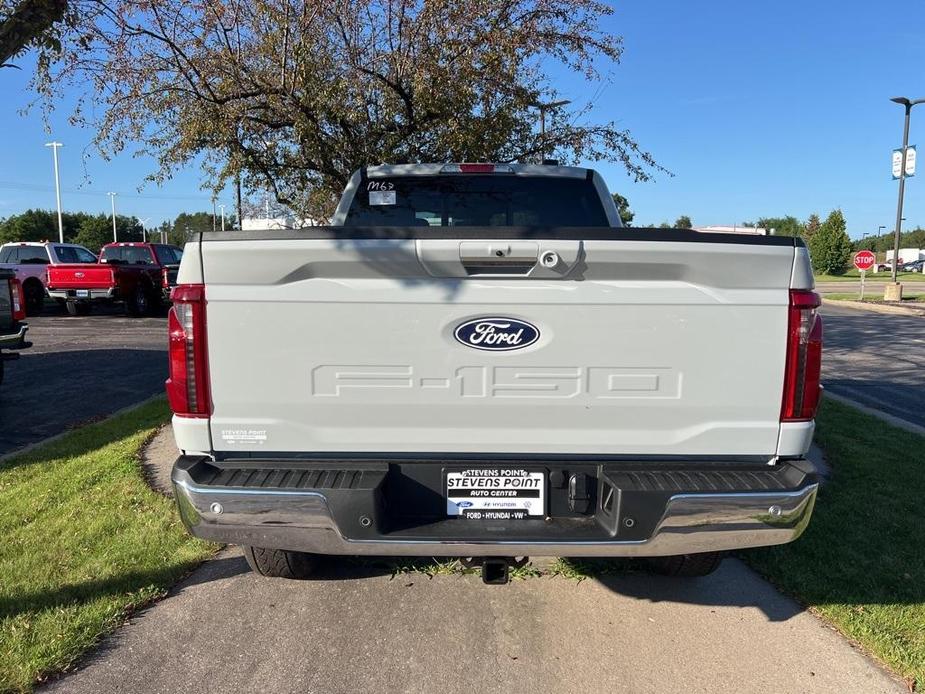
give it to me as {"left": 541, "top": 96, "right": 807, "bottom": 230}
{"left": 167, "top": 163, "right": 823, "bottom": 584}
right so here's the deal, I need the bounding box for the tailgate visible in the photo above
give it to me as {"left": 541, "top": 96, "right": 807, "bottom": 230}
{"left": 199, "top": 229, "right": 798, "bottom": 457}
{"left": 47, "top": 264, "right": 115, "bottom": 288}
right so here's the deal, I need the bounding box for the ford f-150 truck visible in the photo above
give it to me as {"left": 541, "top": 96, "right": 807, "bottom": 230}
{"left": 167, "top": 163, "right": 822, "bottom": 584}
{"left": 0, "top": 242, "right": 98, "bottom": 315}
{"left": 47, "top": 242, "right": 182, "bottom": 316}
{"left": 0, "top": 269, "right": 31, "bottom": 386}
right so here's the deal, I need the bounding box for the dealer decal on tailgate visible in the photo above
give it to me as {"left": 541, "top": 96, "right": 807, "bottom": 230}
{"left": 446, "top": 469, "right": 545, "bottom": 519}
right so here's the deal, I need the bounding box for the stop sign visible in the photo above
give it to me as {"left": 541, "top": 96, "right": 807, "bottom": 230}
{"left": 853, "top": 250, "right": 876, "bottom": 271}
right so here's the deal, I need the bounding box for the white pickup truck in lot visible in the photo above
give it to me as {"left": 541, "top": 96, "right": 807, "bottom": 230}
{"left": 167, "top": 163, "right": 823, "bottom": 584}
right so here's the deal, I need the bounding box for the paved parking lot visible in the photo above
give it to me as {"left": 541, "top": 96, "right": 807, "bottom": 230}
{"left": 820, "top": 303, "right": 925, "bottom": 428}
{"left": 0, "top": 303, "right": 166, "bottom": 456}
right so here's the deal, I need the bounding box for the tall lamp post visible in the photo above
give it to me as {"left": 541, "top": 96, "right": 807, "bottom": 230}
{"left": 889, "top": 96, "right": 925, "bottom": 289}
{"left": 45, "top": 142, "right": 64, "bottom": 243}
{"left": 108, "top": 192, "right": 118, "bottom": 242}
{"left": 530, "top": 99, "right": 571, "bottom": 162}
{"left": 219, "top": 204, "right": 226, "bottom": 231}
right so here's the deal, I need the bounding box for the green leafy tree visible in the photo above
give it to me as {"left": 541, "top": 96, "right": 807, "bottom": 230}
{"left": 808, "top": 210, "right": 852, "bottom": 275}
{"left": 0, "top": 0, "right": 67, "bottom": 67}
{"left": 73, "top": 214, "right": 143, "bottom": 253}
{"left": 0, "top": 209, "right": 90, "bottom": 244}
{"left": 25, "top": 0, "right": 666, "bottom": 219}
{"left": 611, "top": 193, "right": 634, "bottom": 225}
{"left": 757, "top": 215, "right": 803, "bottom": 237}
{"left": 674, "top": 215, "right": 692, "bottom": 228}
{"left": 803, "top": 214, "right": 821, "bottom": 243}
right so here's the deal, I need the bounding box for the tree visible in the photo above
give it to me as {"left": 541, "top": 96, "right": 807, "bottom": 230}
{"left": 73, "top": 214, "right": 143, "bottom": 252}
{"left": 803, "top": 214, "right": 821, "bottom": 242}
{"left": 611, "top": 193, "right": 634, "bottom": 225}
{"left": 27, "top": 0, "right": 665, "bottom": 219}
{"left": 808, "top": 210, "right": 852, "bottom": 275}
{"left": 0, "top": 208, "right": 90, "bottom": 244}
{"left": 757, "top": 215, "right": 803, "bottom": 237}
{"left": 0, "top": 0, "right": 67, "bottom": 67}
{"left": 674, "top": 215, "right": 692, "bottom": 228}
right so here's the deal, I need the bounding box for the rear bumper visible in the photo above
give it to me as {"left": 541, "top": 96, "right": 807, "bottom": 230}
{"left": 48, "top": 287, "right": 115, "bottom": 301}
{"left": 0, "top": 324, "right": 29, "bottom": 351}
{"left": 172, "top": 457, "right": 819, "bottom": 557}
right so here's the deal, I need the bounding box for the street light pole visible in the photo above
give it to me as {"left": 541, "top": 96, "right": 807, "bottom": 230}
{"left": 108, "top": 192, "right": 118, "bottom": 242}
{"left": 889, "top": 96, "right": 925, "bottom": 286}
{"left": 530, "top": 99, "right": 571, "bottom": 162}
{"left": 219, "top": 204, "right": 226, "bottom": 232}
{"left": 45, "top": 142, "right": 64, "bottom": 243}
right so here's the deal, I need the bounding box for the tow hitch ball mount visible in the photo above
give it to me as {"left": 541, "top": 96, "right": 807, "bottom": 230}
{"left": 462, "top": 557, "right": 529, "bottom": 585}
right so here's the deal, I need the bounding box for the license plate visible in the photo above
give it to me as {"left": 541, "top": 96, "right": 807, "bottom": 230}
{"left": 446, "top": 469, "right": 545, "bottom": 519}
{"left": 76, "top": 290, "right": 89, "bottom": 298}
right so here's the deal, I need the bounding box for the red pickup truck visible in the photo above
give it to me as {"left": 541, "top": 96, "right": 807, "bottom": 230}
{"left": 46, "top": 242, "right": 183, "bottom": 316}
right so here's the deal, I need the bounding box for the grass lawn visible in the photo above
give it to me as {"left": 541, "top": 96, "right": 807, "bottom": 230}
{"left": 824, "top": 292, "right": 925, "bottom": 302}
{"left": 746, "top": 398, "right": 925, "bottom": 689}
{"left": 0, "top": 398, "right": 215, "bottom": 693}
{"left": 815, "top": 270, "right": 925, "bottom": 282}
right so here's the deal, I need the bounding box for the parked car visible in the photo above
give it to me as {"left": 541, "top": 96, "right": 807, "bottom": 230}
{"left": 46, "top": 242, "right": 183, "bottom": 316}
{"left": 0, "top": 241, "right": 98, "bottom": 315}
{"left": 167, "top": 162, "right": 823, "bottom": 584}
{"left": 900, "top": 259, "right": 924, "bottom": 273}
{"left": 0, "top": 269, "right": 31, "bottom": 386}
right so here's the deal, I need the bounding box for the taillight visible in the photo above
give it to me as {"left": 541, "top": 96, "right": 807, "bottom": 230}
{"left": 162, "top": 268, "right": 169, "bottom": 288}
{"left": 10, "top": 278, "right": 25, "bottom": 321}
{"left": 440, "top": 163, "right": 514, "bottom": 174}
{"left": 165, "top": 284, "right": 211, "bottom": 417}
{"left": 781, "top": 289, "right": 823, "bottom": 421}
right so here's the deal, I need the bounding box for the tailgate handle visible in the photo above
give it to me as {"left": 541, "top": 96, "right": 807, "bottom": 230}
{"left": 459, "top": 241, "right": 538, "bottom": 275}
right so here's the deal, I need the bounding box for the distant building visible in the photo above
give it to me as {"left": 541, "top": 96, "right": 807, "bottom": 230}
{"left": 693, "top": 225, "right": 771, "bottom": 236}
{"left": 885, "top": 248, "right": 924, "bottom": 263}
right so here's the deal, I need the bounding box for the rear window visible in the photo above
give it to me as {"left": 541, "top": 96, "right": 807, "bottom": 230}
{"left": 54, "top": 246, "right": 97, "bottom": 264}
{"left": 153, "top": 245, "right": 182, "bottom": 265}
{"left": 101, "top": 246, "right": 155, "bottom": 265}
{"left": 344, "top": 175, "right": 610, "bottom": 227}
{"left": 9, "top": 246, "right": 50, "bottom": 264}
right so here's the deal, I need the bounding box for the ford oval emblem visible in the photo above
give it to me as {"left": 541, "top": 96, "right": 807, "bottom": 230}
{"left": 454, "top": 317, "right": 540, "bottom": 351}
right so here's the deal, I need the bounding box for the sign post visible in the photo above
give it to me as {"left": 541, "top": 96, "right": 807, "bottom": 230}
{"left": 853, "top": 250, "right": 876, "bottom": 300}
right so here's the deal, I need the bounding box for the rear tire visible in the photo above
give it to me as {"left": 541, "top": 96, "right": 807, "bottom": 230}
{"left": 242, "top": 546, "right": 320, "bottom": 579}
{"left": 648, "top": 552, "right": 725, "bottom": 577}
{"left": 126, "top": 285, "right": 151, "bottom": 317}
{"left": 66, "top": 301, "right": 91, "bottom": 316}
{"left": 23, "top": 280, "right": 44, "bottom": 315}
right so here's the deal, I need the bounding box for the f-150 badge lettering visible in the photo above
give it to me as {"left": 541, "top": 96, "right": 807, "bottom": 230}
{"left": 454, "top": 317, "right": 539, "bottom": 351}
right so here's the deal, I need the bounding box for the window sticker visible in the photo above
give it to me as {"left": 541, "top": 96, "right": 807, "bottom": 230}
{"left": 369, "top": 190, "right": 396, "bottom": 205}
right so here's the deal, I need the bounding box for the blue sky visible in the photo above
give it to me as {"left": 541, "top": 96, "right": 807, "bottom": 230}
{"left": 0, "top": 0, "right": 923, "bottom": 237}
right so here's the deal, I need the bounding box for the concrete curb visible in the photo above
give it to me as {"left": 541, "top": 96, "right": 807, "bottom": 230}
{"left": 822, "top": 298, "right": 925, "bottom": 317}
{"left": 824, "top": 391, "right": 925, "bottom": 437}
{"left": 0, "top": 393, "right": 165, "bottom": 465}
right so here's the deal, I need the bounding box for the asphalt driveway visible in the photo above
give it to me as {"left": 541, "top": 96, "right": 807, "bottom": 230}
{"left": 0, "top": 304, "right": 166, "bottom": 456}
{"left": 821, "top": 303, "right": 925, "bottom": 429}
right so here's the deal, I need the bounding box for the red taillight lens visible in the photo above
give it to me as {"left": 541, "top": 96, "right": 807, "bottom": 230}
{"left": 10, "top": 278, "right": 25, "bottom": 321}
{"left": 781, "top": 290, "right": 824, "bottom": 421}
{"left": 162, "top": 268, "right": 169, "bottom": 288}
{"left": 165, "top": 284, "right": 211, "bottom": 417}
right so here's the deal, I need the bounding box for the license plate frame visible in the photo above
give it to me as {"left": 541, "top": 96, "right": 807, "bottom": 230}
{"left": 75, "top": 289, "right": 90, "bottom": 298}
{"left": 445, "top": 468, "right": 545, "bottom": 520}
